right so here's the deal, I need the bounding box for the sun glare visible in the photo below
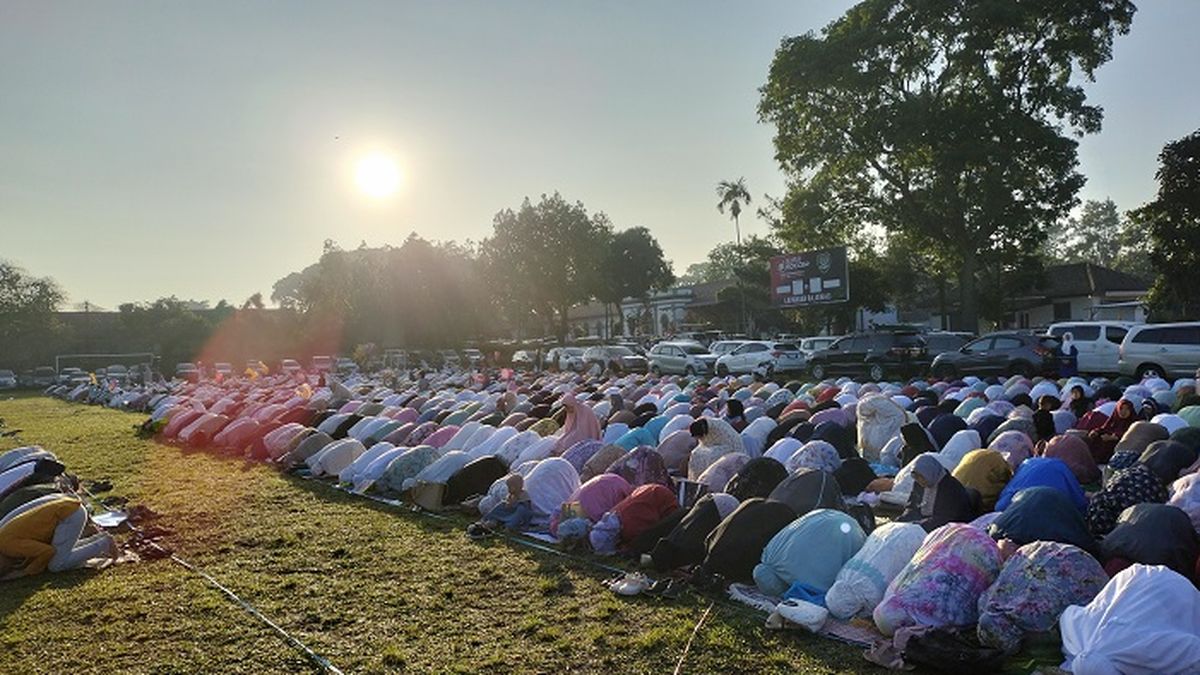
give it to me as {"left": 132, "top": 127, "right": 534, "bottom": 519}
{"left": 355, "top": 153, "right": 401, "bottom": 198}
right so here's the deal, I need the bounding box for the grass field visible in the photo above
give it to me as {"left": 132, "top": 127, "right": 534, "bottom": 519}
{"left": 0, "top": 395, "right": 886, "bottom": 674}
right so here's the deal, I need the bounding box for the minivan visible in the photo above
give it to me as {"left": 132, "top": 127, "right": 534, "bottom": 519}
{"left": 1047, "top": 321, "right": 1135, "bottom": 374}
{"left": 1118, "top": 322, "right": 1200, "bottom": 380}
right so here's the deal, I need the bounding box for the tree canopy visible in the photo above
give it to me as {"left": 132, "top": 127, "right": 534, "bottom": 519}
{"left": 0, "top": 261, "right": 64, "bottom": 368}
{"left": 480, "top": 193, "right": 613, "bottom": 340}
{"left": 1134, "top": 129, "right": 1200, "bottom": 319}
{"left": 759, "top": 0, "right": 1135, "bottom": 330}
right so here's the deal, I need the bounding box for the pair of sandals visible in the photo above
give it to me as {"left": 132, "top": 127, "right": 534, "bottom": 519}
{"left": 466, "top": 523, "right": 494, "bottom": 541}
{"left": 604, "top": 572, "right": 651, "bottom": 596}
{"left": 603, "top": 572, "right": 685, "bottom": 600}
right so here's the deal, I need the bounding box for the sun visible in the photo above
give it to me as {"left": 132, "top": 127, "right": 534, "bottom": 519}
{"left": 355, "top": 153, "right": 401, "bottom": 198}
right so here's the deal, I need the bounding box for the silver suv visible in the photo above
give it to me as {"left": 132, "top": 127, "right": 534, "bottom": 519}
{"left": 1118, "top": 322, "right": 1200, "bottom": 379}
{"left": 648, "top": 342, "right": 717, "bottom": 376}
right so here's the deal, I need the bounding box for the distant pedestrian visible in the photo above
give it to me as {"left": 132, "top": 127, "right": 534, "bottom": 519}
{"left": 1059, "top": 332, "right": 1079, "bottom": 378}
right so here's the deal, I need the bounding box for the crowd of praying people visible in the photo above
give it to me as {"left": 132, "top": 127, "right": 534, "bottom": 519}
{"left": 44, "top": 363, "right": 1200, "bottom": 672}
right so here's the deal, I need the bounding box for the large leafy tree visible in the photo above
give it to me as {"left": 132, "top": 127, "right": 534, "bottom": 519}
{"left": 271, "top": 235, "right": 495, "bottom": 350}
{"left": 759, "top": 0, "right": 1135, "bottom": 331}
{"left": 0, "top": 261, "right": 65, "bottom": 368}
{"left": 1044, "top": 198, "right": 1152, "bottom": 275}
{"left": 481, "top": 193, "right": 612, "bottom": 340}
{"left": 1132, "top": 129, "right": 1200, "bottom": 319}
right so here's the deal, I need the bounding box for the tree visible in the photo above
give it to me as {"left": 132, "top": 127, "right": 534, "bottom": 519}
{"left": 687, "top": 236, "right": 784, "bottom": 334}
{"left": 716, "top": 178, "right": 752, "bottom": 244}
{"left": 1132, "top": 129, "right": 1200, "bottom": 319}
{"left": 481, "top": 193, "right": 612, "bottom": 340}
{"left": 675, "top": 262, "right": 714, "bottom": 286}
{"left": 0, "top": 261, "right": 64, "bottom": 369}
{"left": 1045, "top": 199, "right": 1123, "bottom": 267}
{"left": 241, "top": 292, "right": 265, "bottom": 310}
{"left": 593, "top": 227, "right": 675, "bottom": 337}
{"left": 759, "top": 0, "right": 1135, "bottom": 331}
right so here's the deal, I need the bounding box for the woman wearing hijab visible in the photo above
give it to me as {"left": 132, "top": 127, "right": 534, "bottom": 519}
{"left": 1059, "top": 565, "right": 1200, "bottom": 675}
{"left": 724, "top": 399, "right": 748, "bottom": 432}
{"left": 898, "top": 454, "right": 975, "bottom": 531}
{"left": 1084, "top": 444, "right": 1181, "bottom": 536}
{"left": 1059, "top": 332, "right": 1079, "bottom": 378}
{"left": 753, "top": 509, "right": 867, "bottom": 598}
{"left": 988, "top": 486, "right": 1099, "bottom": 555}
{"left": 552, "top": 394, "right": 601, "bottom": 455}
{"left": 1043, "top": 434, "right": 1102, "bottom": 486}
{"left": 1088, "top": 399, "right": 1136, "bottom": 464}
{"left": 989, "top": 430, "right": 1035, "bottom": 472}
{"left": 1068, "top": 385, "right": 1093, "bottom": 419}
{"left": 874, "top": 523, "right": 1003, "bottom": 637}
{"left": 1101, "top": 503, "right": 1199, "bottom": 578}
{"left": 825, "top": 522, "right": 927, "bottom": 620}
{"left": 0, "top": 496, "right": 117, "bottom": 578}
{"left": 977, "top": 541, "right": 1108, "bottom": 655}
{"left": 687, "top": 417, "right": 743, "bottom": 480}
{"left": 952, "top": 449, "right": 1013, "bottom": 511}
{"left": 996, "top": 457, "right": 1088, "bottom": 512}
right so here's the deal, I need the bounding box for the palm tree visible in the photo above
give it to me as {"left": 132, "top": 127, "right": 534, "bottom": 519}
{"left": 716, "top": 177, "right": 751, "bottom": 245}
{"left": 716, "top": 178, "right": 752, "bottom": 333}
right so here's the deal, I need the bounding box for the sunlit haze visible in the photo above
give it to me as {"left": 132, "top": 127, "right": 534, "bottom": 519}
{"left": 355, "top": 153, "right": 402, "bottom": 199}
{"left": 2, "top": 1, "right": 1198, "bottom": 308}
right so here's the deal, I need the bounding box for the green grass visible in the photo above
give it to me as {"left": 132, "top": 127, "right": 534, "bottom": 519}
{"left": 0, "top": 395, "right": 881, "bottom": 674}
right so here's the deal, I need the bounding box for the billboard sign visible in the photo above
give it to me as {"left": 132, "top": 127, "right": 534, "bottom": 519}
{"left": 769, "top": 246, "right": 849, "bottom": 308}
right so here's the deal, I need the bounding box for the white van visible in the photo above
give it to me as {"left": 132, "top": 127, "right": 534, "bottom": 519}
{"left": 1118, "top": 322, "right": 1200, "bottom": 380}
{"left": 1047, "top": 321, "right": 1136, "bottom": 374}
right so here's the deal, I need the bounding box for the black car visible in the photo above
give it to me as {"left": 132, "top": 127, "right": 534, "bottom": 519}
{"left": 582, "top": 345, "right": 649, "bottom": 374}
{"left": 931, "top": 332, "right": 1061, "bottom": 378}
{"left": 807, "top": 331, "right": 928, "bottom": 381}
{"left": 923, "top": 331, "right": 973, "bottom": 358}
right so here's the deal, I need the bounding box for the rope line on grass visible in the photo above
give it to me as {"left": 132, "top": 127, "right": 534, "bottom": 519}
{"left": 673, "top": 601, "right": 714, "bottom": 675}
{"left": 165, "top": 552, "right": 345, "bottom": 675}
{"left": 78, "top": 485, "right": 345, "bottom": 675}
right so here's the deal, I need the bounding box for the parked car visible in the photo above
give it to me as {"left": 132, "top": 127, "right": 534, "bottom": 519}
{"left": 57, "top": 367, "right": 85, "bottom": 385}
{"left": 175, "top": 362, "right": 200, "bottom": 382}
{"left": 311, "top": 355, "right": 334, "bottom": 373}
{"left": 798, "top": 336, "right": 840, "bottom": 358}
{"left": 708, "top": 340, "right": 747, "bottom": 357}
{"left": 1047, "top": 321, "right": 1135, "bottom": 374}
{"left": 0, "top": 369, "right": 16, "bottom": 390}
{"left": 1118, "top": 322, "right": 1200, "bottom": 380}
{"left": 546, "top": 347, "right": 585, "bottom": 371}
{"left": 715, "top": 341, "right": 804, "bottom": 376}
{"left": 461, "top": 348, "right": 484, "bottom": 367}
{"left": 336, "top": 357, "right": 358, "bottom": 375}
{"left": 103, "top": 364, "right": 129, "bottom": 383}
{"left": 511, "top": 350, "right": 535, "bottom": 369}
{"left": 807, "top": 331, "right": 928, "bottom": 381}
{"left": 923, "top": 331, "right": 973, "bottom": 359}
{"left": 280, "top": 359, "right": 303, "bottom": 375}
{"left": 648, "top": 342, "right": 718, "bottom": 376}
{"left": 214, "top": 362, "right": 233, "bottom": 378}
{"left": 438, "top": 350, "right": 461, "bottom": 368}
{"left": 582, "top": 346, "right": 649, "bottom": 374}
{"left": 28, "top": 366, "right": 58, "bottom": 388}
{"left": 614, "top": 341, "right": 647, "bottom": 356}
{"left": 931, "top": 332, "right": 1061, "bottom": 378}
{"left": 246, "top": 359, "right": 267, "bottom": 374}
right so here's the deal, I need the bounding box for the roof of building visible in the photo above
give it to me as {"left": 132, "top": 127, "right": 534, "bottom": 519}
{"left": 1039, "top": 262, "right": 1150, "bottom": 299}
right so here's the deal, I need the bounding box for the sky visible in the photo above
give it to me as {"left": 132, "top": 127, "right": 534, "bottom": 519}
{"left": 1, "top": 1, "right": 1197, "bottom": 310}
